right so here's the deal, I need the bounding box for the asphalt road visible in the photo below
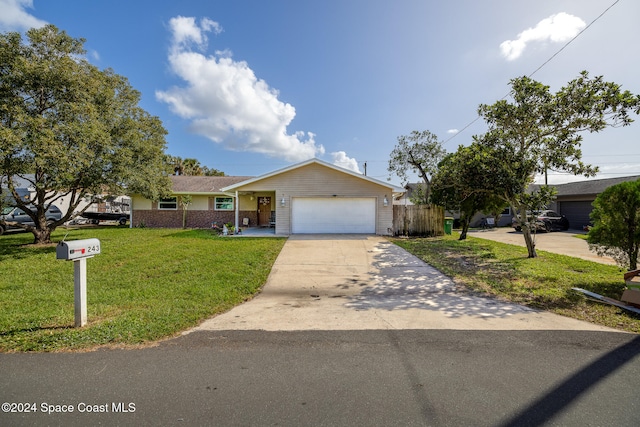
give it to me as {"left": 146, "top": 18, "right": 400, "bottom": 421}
{"left": 1, "top": 330, "right": 639, "bottom": 426}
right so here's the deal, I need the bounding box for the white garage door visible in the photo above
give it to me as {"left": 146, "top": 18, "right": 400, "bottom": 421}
{"left": 291, "top": 198, "right": 376, "bottom": 234}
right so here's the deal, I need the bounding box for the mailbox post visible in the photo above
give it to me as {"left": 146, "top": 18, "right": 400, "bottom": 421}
{"left": 56, "top": 238, "right": 101, "bottom": 327}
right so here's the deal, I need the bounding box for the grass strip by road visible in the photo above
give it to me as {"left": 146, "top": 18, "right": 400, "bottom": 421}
{"left": 391, "top": 232, "right": 639, "bottom": 333}
{"left": 0, "top": 227, "right": 286, "bottom": 352}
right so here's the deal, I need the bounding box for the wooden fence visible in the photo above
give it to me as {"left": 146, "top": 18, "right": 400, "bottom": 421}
{"left": 392, "top": 205, "right": 445, "bottom": 237}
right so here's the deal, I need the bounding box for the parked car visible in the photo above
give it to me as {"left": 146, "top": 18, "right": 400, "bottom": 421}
{"left": 512, "top": 210, "right": 570, "bottom": 232}
{"left": 0, "top": 205, "right": 63, "bottom": 235}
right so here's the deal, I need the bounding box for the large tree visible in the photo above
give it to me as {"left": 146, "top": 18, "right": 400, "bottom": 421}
{"left": 587, "top": 179, "right": 640, "bottom": 271}
{"left": 431, "top": 145, "right": 506, "bottom": 240}
{"left": 0, "top": 25, "right": 171, "bottom": 244}
{"left": 476, "top": 71, "right": 640, "bottom": 257}
{"left": 388, "top": 130, "right": 445, "bottom": 204}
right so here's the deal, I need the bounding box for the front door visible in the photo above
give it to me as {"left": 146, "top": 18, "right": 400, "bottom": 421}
{"left": 257, "top": 197, "right": 271, "bottom": 226}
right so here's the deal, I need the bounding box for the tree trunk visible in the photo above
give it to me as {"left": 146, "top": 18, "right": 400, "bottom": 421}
{"left": 31, "top": 226, "right": 52, "bottom": 245}
{"left": 522, "top": 225, "right": 537, "bottom": 258}
{"left": 459, "top": 218, "right": 471, "bottom": 240}
{"left": 629, "top": 246, "right": 638, "bottom": 271}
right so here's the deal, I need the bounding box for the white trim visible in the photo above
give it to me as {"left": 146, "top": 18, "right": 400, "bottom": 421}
{"left": 213, "top": 196, "right": 234, "bottom": 211}
{"left": 234, "top": 190, "right": 239, "bottom": 228}
{"left": 221, "top": 158, "right": 404, "bottom": 193}
{"left": 158, "top": 197, "right": 178, "bottom": 210}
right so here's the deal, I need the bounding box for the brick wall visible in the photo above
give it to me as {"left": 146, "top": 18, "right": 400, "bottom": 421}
{"left": 132, "top": 210, "right": 257, "bottom": 229}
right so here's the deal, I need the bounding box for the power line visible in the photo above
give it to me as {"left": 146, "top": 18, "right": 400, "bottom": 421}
{"left": 527, "top": 0, "right": 620, "bottom": 79}
{"left": 442, "top": 0, "right": 621, "bottom": 147}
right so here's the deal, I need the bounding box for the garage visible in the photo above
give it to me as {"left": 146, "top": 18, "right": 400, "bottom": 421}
{"left": 558, "top": 201, "right": 594, "bottom": 230}
{"left": 291, "top": 197, "right": 376, "bottom": 234}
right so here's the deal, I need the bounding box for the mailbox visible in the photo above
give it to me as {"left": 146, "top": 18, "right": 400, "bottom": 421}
{"left": 56, "top": 238, "right": 101, "bottom": 261}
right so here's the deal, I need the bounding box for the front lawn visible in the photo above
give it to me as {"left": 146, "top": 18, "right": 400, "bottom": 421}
{"left": 391, "top": 233, "right": 640, "bottom": 333}
{"left": 0, "top": 227, "right": 286, "bottom": 352}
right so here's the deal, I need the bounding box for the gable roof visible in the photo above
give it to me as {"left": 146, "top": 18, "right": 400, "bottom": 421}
{"left": 170, "top": 175, "right": 253, "bottom": 194}
{"left": 554, "top": 175, "right": 640, "bottom": 197}
{"left": 221, "top": 158, "right": 404, "bottom": 193}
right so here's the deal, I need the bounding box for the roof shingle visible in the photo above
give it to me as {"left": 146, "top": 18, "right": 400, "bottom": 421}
{"left": 169, "top": 176, "right": 253, "bottom": 193}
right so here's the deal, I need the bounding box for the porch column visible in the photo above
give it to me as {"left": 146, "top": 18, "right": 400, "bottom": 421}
{"left": 235, "top": 190, "right": 239, "bottom": 228}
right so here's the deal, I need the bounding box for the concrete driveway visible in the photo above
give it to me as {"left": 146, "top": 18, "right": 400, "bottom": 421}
{"left": 192, "top": 235, "right": 618, "bottom": 333}
{"left": 467, "top": 227, "right": 617, "bottom": 265}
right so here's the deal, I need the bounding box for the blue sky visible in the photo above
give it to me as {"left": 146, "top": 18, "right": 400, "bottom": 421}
{"left": 2, "top": 0, "right": 639, "bottom": 185}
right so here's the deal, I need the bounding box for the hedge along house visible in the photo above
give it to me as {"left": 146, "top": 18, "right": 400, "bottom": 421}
{"left": 131, "top": 175, "right": 252, "bottom": 228}
{"left": 222, "top": 158, "right": 404, "bottom": 235}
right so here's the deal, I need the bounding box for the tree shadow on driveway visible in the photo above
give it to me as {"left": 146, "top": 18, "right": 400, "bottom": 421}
{"left": 344, "top": 239, "right": 539, "bottom": 319}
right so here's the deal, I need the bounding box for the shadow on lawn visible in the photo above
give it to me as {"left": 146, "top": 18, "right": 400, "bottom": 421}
{"left": 0, "top": 324, "right": 73, "bottom": 337}
{"left": 162, "top": 229, "right": 218, "bottom": 239}
{"left": 0, "top": 241, "right": 57, "bottom": 262}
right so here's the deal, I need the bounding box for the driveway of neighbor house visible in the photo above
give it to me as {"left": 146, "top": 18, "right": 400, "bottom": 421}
{"left": 467, "top": 227, "right": 616, "bottom": 265}
{"left": 192, "top": 235, "right": 618, "bottom": 333}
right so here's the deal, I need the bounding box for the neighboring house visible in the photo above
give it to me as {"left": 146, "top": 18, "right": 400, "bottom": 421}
{"left": 1, "top": 174, "right": 126, "bottom": 220}
{"left": 132, "top": 158, "right": 403, "bottom": 235}
{"left": 393, "top": 183, "right": 424, "bottom": 206}
{"left": 551, "top": 175, "right": 640, "bottom": 229}
{"left": 1, "top": 175, "right": 32, "bottom": 204}
{"left": 396, "top": 175, "right": 640, "bottom": 230}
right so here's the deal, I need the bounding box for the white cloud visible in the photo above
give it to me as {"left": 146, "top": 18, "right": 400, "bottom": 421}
{"left": 500, "top": 12, "right": 586, "bottom": 61}
{"left": 331, "top": 151, "right": 361, "bottom": 173}
{"left": 0, "top": 0, "right": 47, "bottom": 31}
{"left": 156, "top": 16, "right": 324, "bottom": 162}
{"left": 447, "top": 129, "right": 459, "bottom": 134}
{"left": 167, "top": 16, "right": 222, "bottom": 51}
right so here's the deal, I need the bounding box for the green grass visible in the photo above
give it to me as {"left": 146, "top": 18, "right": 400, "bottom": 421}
{"left": 391, "top": 232, "right": 640, "bottom": 333}
{"left": 0, "top": 227, "right": 286, "bottom": 352}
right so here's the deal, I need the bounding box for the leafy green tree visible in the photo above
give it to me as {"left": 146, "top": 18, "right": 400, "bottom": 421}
{"left": 431, "top": 146, "right": 505, "bottom": 240}
{"left": 0, "top": 25, "right": 171, "bottom": 244}
{"left": 587, "top": 179, "right": 640, "bottom": 271}
{"left": 388, "top": 130, "right": 445, "bottom": 204}
{"left": 202, "top": 165, "right": 225, "bottom": 176}
{"left": 165, "top": 155, "right": 225, "bottom": 176}
{"left": 165, "top": 155, "right": 184, "bottom": 175}
{"left": 476, "top": 71, "right": 640, "bottom": 257}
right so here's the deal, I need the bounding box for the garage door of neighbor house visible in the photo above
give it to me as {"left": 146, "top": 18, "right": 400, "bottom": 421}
{"left": 291, "top": 198, "right": 376, "bottom": 234}
{"left": 558, "top": 201, "right": 594, "bottom": 230}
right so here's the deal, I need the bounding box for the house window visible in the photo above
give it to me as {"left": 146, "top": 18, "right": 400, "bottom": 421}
{"left": 159, "top": 197, "right": 177, "bottom": 210}
{"left": 215, "top": 197, "right": 234, "bottom": 211}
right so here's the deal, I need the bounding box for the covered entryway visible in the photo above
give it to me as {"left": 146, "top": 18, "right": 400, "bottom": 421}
{"left": 291, "top": 197, "right": 376, "bottom": 234}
